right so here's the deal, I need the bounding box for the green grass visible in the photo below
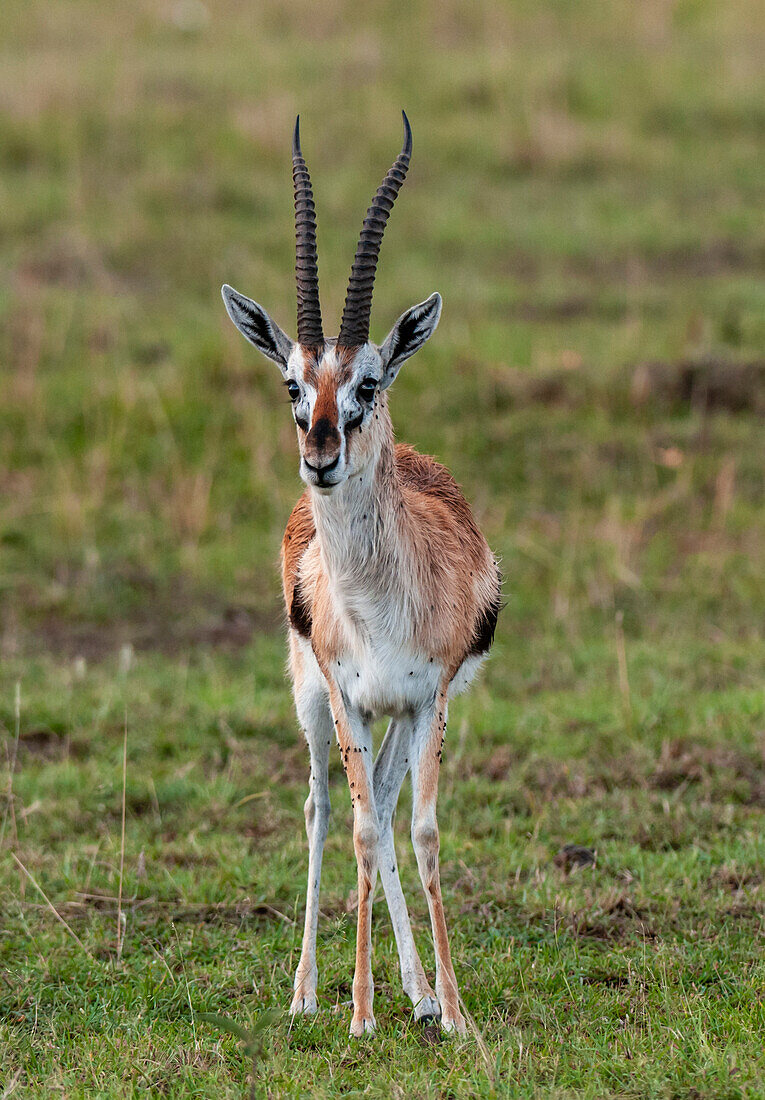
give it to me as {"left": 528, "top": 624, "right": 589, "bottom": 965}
{"left": 1, "top": 0, "right": 764, "bottom": 1095}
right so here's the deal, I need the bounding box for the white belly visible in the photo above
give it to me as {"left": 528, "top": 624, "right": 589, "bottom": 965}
{"left": 295, "top": 630, "right": 485, "bottom": 720}
{"left": 335, "top": 641, "right": 442, "bottom": 717}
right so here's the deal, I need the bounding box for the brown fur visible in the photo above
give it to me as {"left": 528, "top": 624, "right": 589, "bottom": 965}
{"left": 334, "top": 344, "right": 360, "bottom": 369}
{"left": 300, "top": 346, "right": 323, "bottom": 387}
{"left": 394, "top": 444, "right": 499, "bottom": 666}
{"left": 281, "top": 491, "right": 315, "bottom": 618}
{"left": 311, "top": 372, "right": 339, "bottom": 427}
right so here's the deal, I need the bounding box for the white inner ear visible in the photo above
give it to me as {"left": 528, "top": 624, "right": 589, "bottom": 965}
{"left": 379, "top": 293, "right": 442, "bottom": 387}
{"left": 221, "top": 284, "right": 294, "bottom": 373}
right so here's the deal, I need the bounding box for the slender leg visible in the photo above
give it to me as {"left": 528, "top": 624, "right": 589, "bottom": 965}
{"left": 327, "top": 682, "right": 379, "bottom": 1036}
{"left": 290, "top": 655, "right": 333, "bottom": 1016}
{"left": 410, "top": 682, "right": 466, "bottom": 1034}
{"left": 373, "top": 719, "right": 439, "bottom": 1020}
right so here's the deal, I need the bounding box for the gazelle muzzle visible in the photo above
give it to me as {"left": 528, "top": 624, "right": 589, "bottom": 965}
{"left": 303, "top": 417, "right": 342, "bottom": 483}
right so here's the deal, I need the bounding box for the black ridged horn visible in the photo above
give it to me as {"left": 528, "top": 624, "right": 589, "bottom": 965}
{"left": 337, "top": 111, "right": 412, "bottom": 348}
{"left": 292, "top": 117, "right": 323, "bottom": 347}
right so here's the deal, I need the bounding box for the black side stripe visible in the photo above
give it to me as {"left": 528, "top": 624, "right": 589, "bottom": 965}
{"left": 467, "top": 568, "right": 503, "bottom": 657}
{"left": 289, "top": 580, "right": 313, "bottom": 639}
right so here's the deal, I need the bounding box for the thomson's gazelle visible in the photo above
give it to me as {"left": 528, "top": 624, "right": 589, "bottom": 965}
{"left": 222, "top": 113, "right": 501, "bottom": 1036}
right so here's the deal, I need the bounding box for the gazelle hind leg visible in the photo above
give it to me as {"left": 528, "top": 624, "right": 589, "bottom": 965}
{"left": 327, "top": 683, "right": 379, "bottom": 1037}
{"left": 410, "top": 685, "right": 466, "bottom": 1034}
{"left": 289, "top": 639, "right": 332, "bottom": 1016}
{"left": 373, "top": 718, "right": 439, "bottom": 1021}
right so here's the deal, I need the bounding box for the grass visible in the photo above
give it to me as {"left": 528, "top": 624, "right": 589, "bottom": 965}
{"left": 1, "top": 0, "right": 764, "bottom": 1095}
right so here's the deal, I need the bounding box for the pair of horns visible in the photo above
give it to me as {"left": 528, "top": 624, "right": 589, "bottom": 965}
{"left": 292, "top": 111, "right": 413, "bottom": 348}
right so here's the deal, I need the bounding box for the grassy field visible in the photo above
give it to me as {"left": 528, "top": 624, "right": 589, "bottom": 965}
{"left": 1, "top": 0, "right": 764, "bottom": 1095}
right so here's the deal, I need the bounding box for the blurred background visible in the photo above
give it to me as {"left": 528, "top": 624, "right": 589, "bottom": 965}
{"left": 1, "top": 0, "right": 764, "bottom": 1092}
{"left": 1, "top": 0, "right": 764, "bottom": 650}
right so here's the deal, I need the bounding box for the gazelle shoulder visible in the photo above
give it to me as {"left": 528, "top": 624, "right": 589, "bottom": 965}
{"left": 394, "top": 443, "right": 465, "bottom": 500}
{"left": 394, "top": 443, "right": 486, "bottom": 535}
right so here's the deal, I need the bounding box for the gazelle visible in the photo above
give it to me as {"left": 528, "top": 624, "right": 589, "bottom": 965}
{"left": 222, "top": 113, "right": 500, "bottom": 1037}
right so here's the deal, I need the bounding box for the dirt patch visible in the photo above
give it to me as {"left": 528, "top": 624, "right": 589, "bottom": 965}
{"left": 480, "top": 365, "right": 588, "bottom": 411}
{"left": 16, "top": 235, "right": 106, "bottom": 290}
{"left": 497, "top": 240, "right": 765, "bottom": 285}
{"left": 569, "top": 894, "right": 658, "bottom": 942}
{"left": 166, "top": 901, "right": 294, "bottom": 926}
{"left": 631, "top": 358, "right": 765, "bottom": 414}
{"left": 15, "top": 726, "right": 69, "bottom": 761}
{"left": 711, "top": 866, "right": 763, "bottom": 893}
{"left": 474, "top": 752, "right": 634, "bottom": 802}
{"left": 580, "top": 972, "right": 631, "bottom": 989}
{"left": 482, "top": 745, "right": 523, "bottom": 781}
{"left": 474, "top": 738, "right": 765, "bottom": 808}
{"left": 568, "top": 240, "right": 765, "bottom": 281}
{"left": 647, "top": 740, "right": 765, "bottom": 806}
{"left": 47, "top": 897, "right": 294, "bottom": 928}
{"left": 504, "top": 297, "right": 632, "bottom": 323}
{"left": 9, "top": 569, "right": 280, "bottom": 662}
{"left": 32, "top": 603, "right": 274, "bottom": 661}
{"left": 721, "top": 902, "right": 765, "bottom": 924}
{"left": 479, "top": 356, "right": 765, "bottom": 415}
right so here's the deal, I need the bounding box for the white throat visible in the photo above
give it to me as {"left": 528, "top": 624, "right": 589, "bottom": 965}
{"left": 310, "top": 456, "right": 388, "bottom": 577}
{"left": 309, "top": 444, "right": 415, "bottom": 640}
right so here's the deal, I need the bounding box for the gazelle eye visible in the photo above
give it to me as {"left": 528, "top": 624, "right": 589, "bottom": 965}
{"left": 357, "top": 378, "right": 377, "bottom": 402}
{"left": 286, "top": 381, "right": 300, "bottom": 402}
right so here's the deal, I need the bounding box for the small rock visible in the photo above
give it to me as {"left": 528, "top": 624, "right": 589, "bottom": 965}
{"left": 554, "top": 844, "right": 596, "bottom": 871}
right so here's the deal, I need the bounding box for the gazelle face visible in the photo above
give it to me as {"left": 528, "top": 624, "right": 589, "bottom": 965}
{"left": 286, "top": 343, "right": 384, "bottom": 492}
{"left": 221, "top": 284, "right": 443, "bottom": 496}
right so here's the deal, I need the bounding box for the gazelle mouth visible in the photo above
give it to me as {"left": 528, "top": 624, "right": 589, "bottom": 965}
{"left": 314, "top": 474, "right": 341, "bottom": 489}
{"left": 310, "top": 477, "right": 343, "bottom": 495}
{"left": 302, "top": 456, "right": 343, "bottom": 490}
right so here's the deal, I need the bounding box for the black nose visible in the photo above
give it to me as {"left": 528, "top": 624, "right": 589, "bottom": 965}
{"left": 304, "top": 455, "right": 340, "bottom": 482}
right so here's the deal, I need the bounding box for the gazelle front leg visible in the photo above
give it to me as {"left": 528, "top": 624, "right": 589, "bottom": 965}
{"left": 410, "top": 681, "right": 467, "bottom": 1034}
{"left": 327, "top": 683, "right": 379, "bottom": 1036}
{"left": 289, "top": 655, "right": 333, "bottom": 1016}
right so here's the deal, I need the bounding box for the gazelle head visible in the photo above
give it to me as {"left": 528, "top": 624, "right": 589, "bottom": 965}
{"left": 222, "top": 113, "right": 441, "bottom": 493}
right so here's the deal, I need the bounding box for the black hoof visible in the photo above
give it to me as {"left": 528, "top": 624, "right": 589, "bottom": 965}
{"left": 417, "top": 1015, "right": 443, "bottom": 1046}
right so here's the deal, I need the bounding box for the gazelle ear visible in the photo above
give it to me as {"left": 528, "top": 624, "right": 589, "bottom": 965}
{"left": 221, "top": 284, "right": 294, "bottom": 373}
{"left": 378, "top": 293, "right": 442, "bottom": 389}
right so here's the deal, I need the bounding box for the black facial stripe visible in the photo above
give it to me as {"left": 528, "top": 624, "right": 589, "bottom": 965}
{"left": 345, "top": 410, "right": 364, "bottom": 432}
{"left": 309, "top": 416, "right": 340, "bottom": 448}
